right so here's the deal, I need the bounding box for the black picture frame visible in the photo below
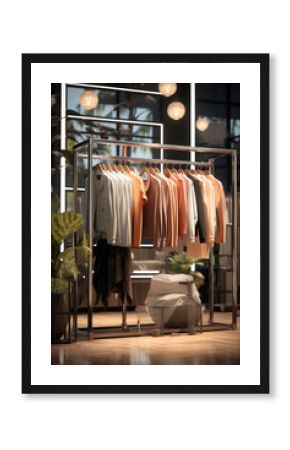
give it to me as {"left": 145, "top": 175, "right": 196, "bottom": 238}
{"left": 22, "top": 53, "right": 269, "bottom": 394}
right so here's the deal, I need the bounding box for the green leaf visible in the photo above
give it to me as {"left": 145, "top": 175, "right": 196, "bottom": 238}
{"left": 51, "top": 212, "right": 84, "bottom": 244}
{"left": 51, "top": 278, "right": 69, "bottom": 294}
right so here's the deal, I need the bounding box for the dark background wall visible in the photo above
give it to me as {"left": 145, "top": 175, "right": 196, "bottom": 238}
{"left": 161, "top": 83, "right": 191, "bottom": 161}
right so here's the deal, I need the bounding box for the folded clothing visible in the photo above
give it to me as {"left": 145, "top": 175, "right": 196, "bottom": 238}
{"left": 145, "top": 274, "right": 201, "bottom": 328}
{"left": 147, "top": 273, "right": 200, "bottom": 301}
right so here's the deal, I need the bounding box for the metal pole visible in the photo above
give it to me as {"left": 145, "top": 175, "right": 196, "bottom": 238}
{"left": 67, "top": 114, "right": 162, "bottom": 128}
{"left": 208, "top": 158, "right": 215, "bottom": 324}
{"left": 88, "top": 139, "right": 94, "bottom": 335}
{"left": 73, "top": 148, "right": 79, "bottom": 340}
{"left": 66, "top": 82, "right": 163, "bottom": 96}
{"left": 122, "top": 304, "right": 128, "bottom": 332}
{"left": 73, "top": 138, "right": 234, "bottom": 155}
{"left": 68, "top": 279, "right": 71, "bottom": 343}
{"left": 160, "top": 123, "right": 164, "bottom": 172}
{"left": 60, "top": 83, "right": 66, "bottom": 214}
{"left": 75, "top": 153, "right": 211, "bottom": 167}
{"left": 231, "top": 151, "right": 238, "bottom": 329}
{"left": 122, "top": 144, "right": 128, "bottom": 331}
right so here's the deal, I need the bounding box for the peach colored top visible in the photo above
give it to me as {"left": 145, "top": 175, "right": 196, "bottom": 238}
{"left": 176, "top": 174, "right": 188, "bottom": 237}
{"left": 165, "top": 172, "right": 187, "bottom": 239}
{"left": 128, "top": 172, "right": 148, "bottom": 247}
{"left": 166, "top": 176, "right": 178, "bottom": 248}
{"left": 197, "top": 175, "right": 216, "bottom": 243}
{"left": 154, "top": 173, "right": 169, "bottom": 247}
{"left": 207, "top": 174, "right": 227, "bottom": 243}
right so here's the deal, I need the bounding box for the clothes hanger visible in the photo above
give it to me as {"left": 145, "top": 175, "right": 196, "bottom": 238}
{"left": 123, "top": 163, "right": 131, "bottom": 173}
{"left": 117, "top": 161, "right": 124, "bottom": 172}
{"left": 103, "top": 163, "right": 111, "bottom": 171}
{"left": 178, "top": 163, "right": 184, "bottom": 174}
{"left": 148, "top": 161, "right": 155, "bottom": 174}
{"left": 139, "top": 162, "right": 149, "bottom": 176}
{"left": 94, "top": 163, "right": 103, "bottom": 172}
{"left": 152, "top": 163, "right": 160, "bottom": 174}
{"left": 163, "top": 163, "right": 170, "bottom": 176}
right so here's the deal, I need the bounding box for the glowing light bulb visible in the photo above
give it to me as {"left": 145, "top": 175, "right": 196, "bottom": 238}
{"left": 167, "top": 101, "right": 186, "bottom": 120}
{"left": 79, "top": 90, "right": 99, "bottom": 111}
{"left": 196, "top": 116, "right": 210, "bottom": 132}
{"left": 158, "top": 83, "right": 177, "bottom": 97}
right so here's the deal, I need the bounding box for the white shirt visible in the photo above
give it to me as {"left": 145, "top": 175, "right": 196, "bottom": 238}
{"left": 181, "top": 174, "right": 198, "bottom": 243}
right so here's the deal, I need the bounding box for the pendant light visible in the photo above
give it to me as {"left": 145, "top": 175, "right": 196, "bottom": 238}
{"left": 167, "top": 101, "right": 186, "bottom": 120}
{"left": 79, "top": 90, "right": 99, "bottom": 111}
{"left": 158, "top": 83, "right": 177, "bottom": 97}
{"left": 196, "top": 116, "right": 210, "bottom": 131}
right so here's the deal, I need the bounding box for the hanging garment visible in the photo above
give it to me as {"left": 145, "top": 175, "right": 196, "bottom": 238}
{"left": 187, "top": 173, "right": 226, "bottom": 259}
{"left": 103, "top": 170, "right": 119, "bottom": 245}
{"left": 176, "top": 173, "right": 189, "bottom": 237}
{"left": 117, "top": 171, "right": 134, "bottom": 247}
{"left": 165, "top": 171, "right": 188, "bottom": 238}
{"left": 88, "top": 169, "right": 134, "bottom": 247}
{"left": 153, "top": 172, "right": 170, "bottom": 247}
{"left": 166, "top": 175, "right": 179, "bottom": 248}
{"left": 93, "top": 170, "right": 115, "bottom": 242}
{"left": 181, "top": 173, "right": 198, "bottom": 243}
{"left": 143, "top": 173, "right": 163, "bottom": 247}
{"left": 207, "top": 174, "right": 227, "bottom": 243}
{"left": 186, "top": 174, "right": 207, "bottom": 242}
{"left": 197, "top": 174, "right": 216, "bottom": 244}
{"left": 93, "top": 238, "right": 133, "bottom": 306}
{"left": 127, "top": 171, "right": 148, "bottom": 248}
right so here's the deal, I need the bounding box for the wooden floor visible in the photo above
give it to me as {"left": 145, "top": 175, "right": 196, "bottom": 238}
{"left": 51, "top": 311, "right": 240, "bottom": 365}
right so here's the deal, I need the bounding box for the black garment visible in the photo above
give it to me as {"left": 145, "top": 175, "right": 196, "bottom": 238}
{"left": 93, "top": 239, "right": 133, "bottom": 306}
{"left": 187, "top": 175, "right": 207, "bottom": 243}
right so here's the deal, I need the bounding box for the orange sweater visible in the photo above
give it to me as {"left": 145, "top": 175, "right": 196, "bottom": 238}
{"left": 128, "top": 172, "right": 148, "bottom": 247}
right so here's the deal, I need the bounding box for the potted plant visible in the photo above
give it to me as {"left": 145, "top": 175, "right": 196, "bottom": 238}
{"left": 51, "top": 211, "right": 90, "bottom": 340}
{"left": 166, "top": 252, "right": 205, "bottom": 288}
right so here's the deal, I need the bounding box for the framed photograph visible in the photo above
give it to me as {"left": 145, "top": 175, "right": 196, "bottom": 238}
{"left": 22, "top": 53, "right": 269, "bottom": 394}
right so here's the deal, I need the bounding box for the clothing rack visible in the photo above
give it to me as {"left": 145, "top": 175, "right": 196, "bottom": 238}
{"left": 72, "top": 138, "right": 238, "bottom": 339}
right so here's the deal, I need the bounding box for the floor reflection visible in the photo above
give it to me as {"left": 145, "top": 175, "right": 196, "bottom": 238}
{"left": 51, "top": 312, "right": 240, "bottom": 365}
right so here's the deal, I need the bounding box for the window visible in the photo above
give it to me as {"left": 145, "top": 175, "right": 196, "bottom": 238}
{"left": 195, "top": 83, "right": 240, "bottom": 192}
{"left": 64, "top": 83, "right": 163, "bottom": 189}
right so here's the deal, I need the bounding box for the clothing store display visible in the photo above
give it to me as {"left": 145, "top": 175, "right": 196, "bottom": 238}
{"left": 86, "top": 164, "right": 226, "bottom": 255}
{"left": 93, "top": 238, "right": 133, "bottom": 306}
{"left": 69, "top": 137, "right": 238, "bottom": 343}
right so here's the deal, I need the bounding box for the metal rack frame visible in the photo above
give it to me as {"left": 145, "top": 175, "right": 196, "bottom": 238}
{"left": 72, "top": 138, "right": 238, "bottom": 339}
